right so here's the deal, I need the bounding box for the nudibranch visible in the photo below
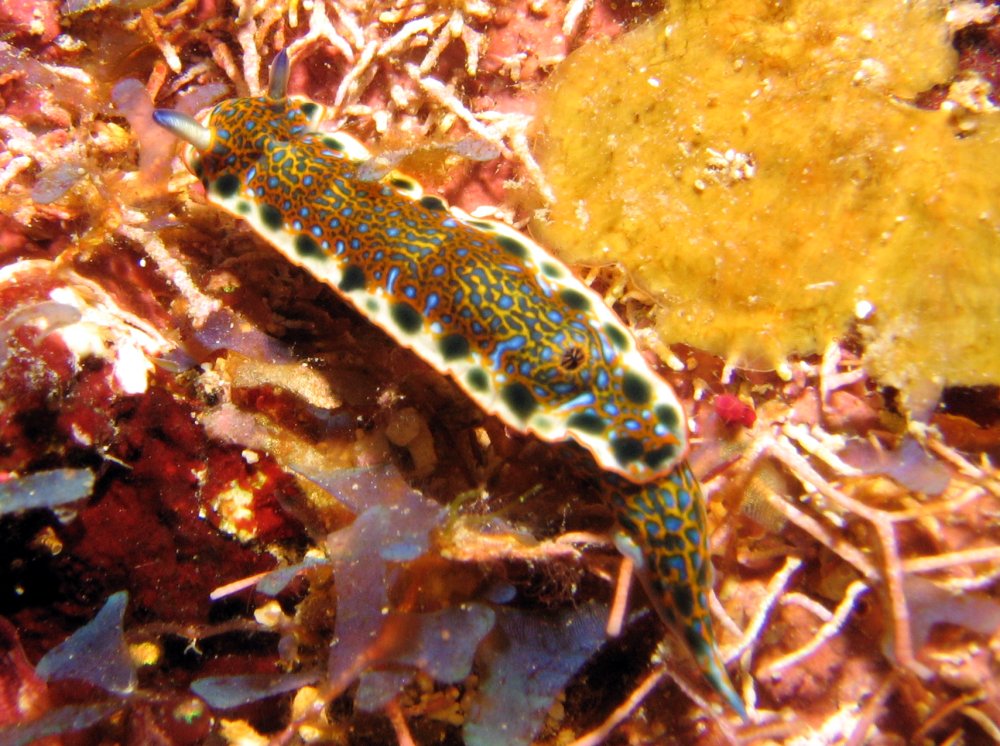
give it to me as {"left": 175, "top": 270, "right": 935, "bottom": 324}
{"left": 153, "top": 50, "right": 746, "bottom": 719}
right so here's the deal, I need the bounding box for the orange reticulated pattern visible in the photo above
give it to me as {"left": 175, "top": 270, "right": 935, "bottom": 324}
{"left": 189, "top": 92, "right": 688, "bottom": 483}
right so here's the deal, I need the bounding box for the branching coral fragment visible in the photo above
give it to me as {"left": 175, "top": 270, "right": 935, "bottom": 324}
{"left": 760, "top": 580, "right": 870, "bottom": 678}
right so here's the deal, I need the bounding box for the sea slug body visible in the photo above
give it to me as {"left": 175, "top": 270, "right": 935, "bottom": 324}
{"left": 153, "top": 50, "right": 746, "bottom": 720}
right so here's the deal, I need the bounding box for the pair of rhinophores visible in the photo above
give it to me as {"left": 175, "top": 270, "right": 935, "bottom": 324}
{"left": 153, "top": 50, "right": 747, "bottom": 720}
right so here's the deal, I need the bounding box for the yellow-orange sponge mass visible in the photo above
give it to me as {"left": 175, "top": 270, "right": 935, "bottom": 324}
{"left": 532, "top": 0, "right": 1000, "bottom": 403}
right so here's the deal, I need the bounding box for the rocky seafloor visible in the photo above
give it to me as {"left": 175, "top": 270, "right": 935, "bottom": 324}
{"left": 1, "top": 1, "right": 999, "bottom": 744}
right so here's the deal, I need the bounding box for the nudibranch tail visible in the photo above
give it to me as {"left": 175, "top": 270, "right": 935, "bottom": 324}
{"left": 610, "top": 464, "right": 747, "bottom": 720}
